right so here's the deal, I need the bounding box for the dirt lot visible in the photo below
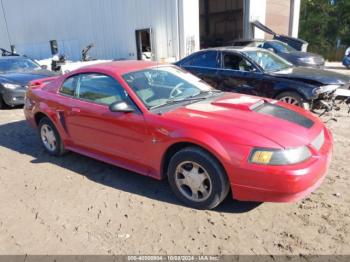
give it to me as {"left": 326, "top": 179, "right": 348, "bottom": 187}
{"left": 0, "top": 90, "right": 349, "bottom": 255}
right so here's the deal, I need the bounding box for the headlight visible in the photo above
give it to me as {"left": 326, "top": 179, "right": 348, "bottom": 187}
{"left": 298, "top": 57, "right": 314, "bottom": 63}
{"left": 3, "top": 83, "right": 22, "bottom": 89}
{"left": 314, "top": 85, "right": 340, "bottom": 95}
{"left": 249, "top": 146, "right": 312, "bottom": 165}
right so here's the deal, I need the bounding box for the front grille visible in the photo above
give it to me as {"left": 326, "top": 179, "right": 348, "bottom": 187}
{"left": 311, "top": 130, "right": 325, "bottom": 151}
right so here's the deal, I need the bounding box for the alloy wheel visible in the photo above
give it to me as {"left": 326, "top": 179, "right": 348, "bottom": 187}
{"left": 279, "top": 96, "right": 300, "bottom": 106}
{"left": 40, "top": 124, "right": 57, "bottom": 152}
{"left": 174, "top": 161, "right": 212, "bottom": 202}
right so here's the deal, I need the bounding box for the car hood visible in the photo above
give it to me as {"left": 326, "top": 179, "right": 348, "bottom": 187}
{"left": 0, "top": 69, "right": 57, "bottom": 86}
{"left": 286, "top": 51, "right": 323, "bottom": 59}
{"left": 269, "top": 66, "right": 350, "bottom": 85}
{"left": 162, "top": 93, "right": 324, "bottom": 149}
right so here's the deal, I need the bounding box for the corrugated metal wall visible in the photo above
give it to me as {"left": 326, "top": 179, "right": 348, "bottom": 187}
{"left": 0, "top": 0, "right": 199, "bottom": 61}
{"left": 0, "top": 1, "right": 10, "bottom": 48}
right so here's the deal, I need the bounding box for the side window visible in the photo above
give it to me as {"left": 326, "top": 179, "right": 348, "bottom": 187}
{"left": 60, "top": 76, "right": 77, "bottom": 96}
{"left": 223, "top": 53, "right": 254, "bottom": 72}
{"left": 76, "top": 74, "right": 126, "bottom": 105}
{"left": 190, "top": 51, "right": 218, "bottom": 68}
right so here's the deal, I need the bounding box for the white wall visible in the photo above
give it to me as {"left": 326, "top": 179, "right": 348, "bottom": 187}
{"left": 0, "top": 0, "right": 198, "bottom": 61}
{"left": 178, "top": 0, "right": 200, "bottom": 59}
{"left": 248, "top": 0, "right": 267, "bottom": 39}
{"left": 290, "top": 0, "right": 301, "bottom": 37}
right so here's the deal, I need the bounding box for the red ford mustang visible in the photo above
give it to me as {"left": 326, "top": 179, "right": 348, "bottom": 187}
{"left": 24, "top": 61, "right": 333, "bottom": 209}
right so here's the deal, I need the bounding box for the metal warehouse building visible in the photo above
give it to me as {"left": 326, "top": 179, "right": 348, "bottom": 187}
{"left": 0, "top": 0, "right": 301, "bottom": 62}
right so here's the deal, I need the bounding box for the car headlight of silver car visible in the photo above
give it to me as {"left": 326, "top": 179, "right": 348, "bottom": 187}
{"left": 249, "top": 146, "right": 312, "bottom": 165}
{"left": 3, "top": 83, "right": 22, "bottom": 90}
{"left": 313, "top": 85, "right": 340, "bottom": 95}
{"left": 298, "top": 57, "right": 315, "bottom": 63}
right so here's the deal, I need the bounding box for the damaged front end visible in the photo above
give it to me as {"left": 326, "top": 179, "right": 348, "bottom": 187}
{"left": 311, "top": 84, "right": 350, "bottom": 119}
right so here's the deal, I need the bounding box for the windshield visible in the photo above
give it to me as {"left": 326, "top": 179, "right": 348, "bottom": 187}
{"left": 269, "top": 41, "right": 296, "bottom": 53}
{"left": 123, "top": 66, "right": 213, "bottom": 109}
{"left": 0, "top": 58, "right": 41, "bottom": 73}
{"left": 244, "top": 50, "right": 293, "bottom": 72}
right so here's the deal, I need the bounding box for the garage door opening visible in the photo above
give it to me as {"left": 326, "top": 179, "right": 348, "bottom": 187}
{"left": 135, "top": 28, "right": 153, "bottom": 61}
{"left": 199, "top": 0, "right": 244, "bottom": 48}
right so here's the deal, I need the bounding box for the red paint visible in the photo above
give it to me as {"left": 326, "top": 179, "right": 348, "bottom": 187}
{"left": 24, "top": 61, "right": 333, "bottom": 203}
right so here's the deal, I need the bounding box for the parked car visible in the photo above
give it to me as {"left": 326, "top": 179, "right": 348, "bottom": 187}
{"left": 24, "top": 61, "right": 332, "bottom": 209}
{"left": 175, "top": 47, "right": 350, "bottom": 110}
{"left": 230, "top": 39, "right": 325, "bottom": 68}
{"left": 343, "top": 46, "right": 350, "bottom": 69}
{"left": 0, "top": 56, "right": 56, "bottom": 108}
{"left": 251, "top": 20, "right": 309, "bottom": 52}
{"left": 37, "top": 43, "right": 111, "bottom": 74}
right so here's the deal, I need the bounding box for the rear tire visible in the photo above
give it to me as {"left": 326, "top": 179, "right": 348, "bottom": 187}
{"left": 0, "top": 95, "right": 7, "bottom": 109}
{"left": 167, "top": 147, "right": 230, "bottom": 210}
{"left": 276, "top": 91, "right": 310, "bottom": 109}
{"left": 38, "top": 117, "right": 66, "bottom": 156}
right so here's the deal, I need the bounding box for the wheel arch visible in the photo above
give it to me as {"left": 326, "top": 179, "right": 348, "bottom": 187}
{"left": 273, "top": 89, "right": 308, "bottom": 101}
{"left": 34, "top": 112, "right": 50, "bottom": 126}
{"left": 272, "top": 80, "right": 316, "bottom": 101}
{"left": 160, "top": 141, "right": 229, "bottom": 180}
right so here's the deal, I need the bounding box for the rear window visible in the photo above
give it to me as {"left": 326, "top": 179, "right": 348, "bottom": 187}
{"left": 60, "top": 76, "right": 76, "bottom": 96}
{"left": 186, "top": 51, "right": 219, "bottom": 68}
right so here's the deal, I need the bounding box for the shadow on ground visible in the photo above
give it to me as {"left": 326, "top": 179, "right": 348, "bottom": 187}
{"left": 0, "top": 119, "right": 261, "bottom": 213}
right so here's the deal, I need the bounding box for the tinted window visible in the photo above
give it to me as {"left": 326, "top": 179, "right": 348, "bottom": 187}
{"left": 268, "top": 41, "right": 295, "bottom": 53}
{"left": 189, "top": 51, "right": 218, "bottom": 68}
{"left": 0, "top": 58, "right": 40, "bottom": 73}
{"left": 76, "top": 74, "right": 125, "bottom": 105}
{"left": 245, "top": 50, "right": 293, "bottom": 72}
{"left": 223, "top": 53, "right": 254, "bottom": 72}
{"left": 123, "top": 66, "right": 212, "bottom": 109}
{"left": 60, "top": 76, "right": 77, "bottom": 96}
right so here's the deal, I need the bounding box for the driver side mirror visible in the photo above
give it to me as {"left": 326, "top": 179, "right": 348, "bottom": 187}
{"left": 267, "top": 48, "right": 275, "bottom": 53}
{"left": 109, "top": 101, "right": 135, "bottom": 113}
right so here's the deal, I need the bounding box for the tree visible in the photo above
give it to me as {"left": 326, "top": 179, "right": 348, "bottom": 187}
{"left": 299, "top": 0, "right": 350, "bottom": 60}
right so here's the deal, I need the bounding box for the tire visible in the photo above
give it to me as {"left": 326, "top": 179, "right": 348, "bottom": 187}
{"left": 0, "top": 95, "right": 7, "bottom": 109}
{"left": 167, "top": 147, "right": 230, "bottom": 210}
{"left": 38, "top": 117, "right": 66, "bottom": 156}
{"left": 276, "top": 91, "right": 310, "bottom": 109}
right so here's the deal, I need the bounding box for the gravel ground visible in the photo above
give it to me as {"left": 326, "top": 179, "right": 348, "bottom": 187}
{"left": 0, "top": 72, "right": 349, "bottom": 255}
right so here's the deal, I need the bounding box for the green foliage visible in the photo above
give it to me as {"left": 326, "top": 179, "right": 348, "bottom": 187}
{"left": 299, "top": 0, "right": 350, "bottom": 60}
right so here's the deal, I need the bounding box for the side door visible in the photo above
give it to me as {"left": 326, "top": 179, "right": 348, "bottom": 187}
{"left": 180, "top": 51, "right": 220, "bottom": 88}
{"left": 57, "top": 73, "right": 151, "bottom": 173}
{"left": 216, "top": 51, "right": 264, "bottom": 96}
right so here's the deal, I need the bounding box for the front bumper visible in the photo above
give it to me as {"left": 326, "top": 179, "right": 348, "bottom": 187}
{"left": 297, "top": 60, "right": 325, "bottom": 69}
{"left": 2, "top": 88, "right": 26, "bottom": 106}
{"left": 229, "top": 128, "right": 333, "bottom": 202}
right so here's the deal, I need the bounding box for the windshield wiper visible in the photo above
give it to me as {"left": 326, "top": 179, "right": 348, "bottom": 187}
{"left": 149, "top": 97, "right": 206, "bottom": 110}
{"left": 150, "top": 90, "right": 222, "bottom": 110}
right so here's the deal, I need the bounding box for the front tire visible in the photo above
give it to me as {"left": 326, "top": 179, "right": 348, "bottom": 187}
{"left": 0, "top": 95, "right": 7, "bottom": 109}
{"left": 168, "top": 147, "right": 230, "bottom": 210}
{"left": 276, "top": 91, "right": 310, "bottom": 109}
{"left": 38, "top": 117, "right": 66, "bottom": 156}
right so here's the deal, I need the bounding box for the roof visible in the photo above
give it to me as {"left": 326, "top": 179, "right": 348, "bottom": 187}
{"left": 81, "top": 60, "right": 160, "bottom": 75}
{"left": 0, "top": 55, "right": 26, "bottom": 60}
{"left": 204, "top": 46, "right": 263, "bottom": 52}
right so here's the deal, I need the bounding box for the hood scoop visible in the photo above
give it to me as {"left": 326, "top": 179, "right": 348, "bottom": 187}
{"left": 211, "top": 96, "right": 265, "bottom": 111}
{"left": 253, "top": 102, "right": 314, "bottom": 129}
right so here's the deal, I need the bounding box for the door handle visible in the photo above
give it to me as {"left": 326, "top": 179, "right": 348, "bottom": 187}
{"left": 71, "top": 107, "right": 81, "bottom": 114}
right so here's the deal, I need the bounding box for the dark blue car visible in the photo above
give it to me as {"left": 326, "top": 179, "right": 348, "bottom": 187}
{"left": 176, "top": 47, "right": 350, "bottom": 110}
